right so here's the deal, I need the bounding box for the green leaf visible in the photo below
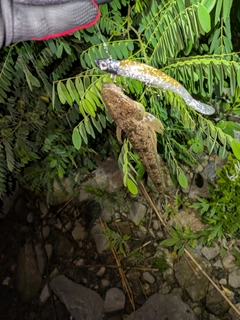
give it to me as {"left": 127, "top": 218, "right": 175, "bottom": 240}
{"left": 178, "top": 172, "right": 188, "bottom": 188}
{"left": 161, "top": 237, "right": 180, "bottom": 247}
{"left": 127, "top": 179, "right": 138, "bottom": 195}
{"left": 72, "top": 128, "right": 82, "bottom": 150}
{"left": 198, "top": 3, "right": 211, "bottom": 33}
{"left": 232, "top": 140, "right": 240, "bottom": 160}
{"left": 237, "top": 68, "right": 240, "bottom": 87}
{"left": 202, "top": 0, "right": 216, "bottom": 13}
{"left": 57, "top": 81, "right": 66, "bottom": 104}
{"left": 223, "top": 0, "right": 233, "bottom": 21}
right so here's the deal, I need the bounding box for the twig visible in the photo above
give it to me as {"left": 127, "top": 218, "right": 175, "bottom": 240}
{"left": 75, "top": 264, "right": 159, "bottom": 272}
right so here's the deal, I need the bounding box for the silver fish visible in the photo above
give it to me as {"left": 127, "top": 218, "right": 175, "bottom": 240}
{"left": 95, "top": 58, "right": 215, "bottom": 115}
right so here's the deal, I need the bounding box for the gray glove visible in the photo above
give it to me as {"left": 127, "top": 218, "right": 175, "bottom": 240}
{"left": 0, "top": 0, "right": 112, "bottom": 47}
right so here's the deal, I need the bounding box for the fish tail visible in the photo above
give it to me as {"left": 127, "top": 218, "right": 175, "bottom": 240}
{"left": 187, "top": 99, "right": 215, "bottom": 115}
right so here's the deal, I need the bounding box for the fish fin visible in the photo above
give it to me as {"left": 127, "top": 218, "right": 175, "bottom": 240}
{"left": 148, "top": 126, "right": 158, "bottom": 153}
{"left": 144, "top": 112, "right": 164, "bottom": 134}
{"left": 116, "top": 126, "right": 122, "bottom": 143}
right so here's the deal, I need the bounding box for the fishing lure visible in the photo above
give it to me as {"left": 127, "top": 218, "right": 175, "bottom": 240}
{"left": 95, "top": 58, "right": 215, "bottom": 115}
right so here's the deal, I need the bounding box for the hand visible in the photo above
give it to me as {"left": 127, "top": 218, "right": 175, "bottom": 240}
{"left": 0, "top": 0, "right": 112, "bottom": 47}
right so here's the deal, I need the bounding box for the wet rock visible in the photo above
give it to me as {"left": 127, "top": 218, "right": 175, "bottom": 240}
{"left": 142, "top": 272, "right": 155, "bottom": 284}
{"left": 205, "top": 287, "right": 230, "bottom": 316}
{"left": 55, "top": 235, "right": 72, "bottom": 256}
{"left": 229, "top": 268, "right": 240, "bottom": 288}
{"left": 16, "top": 242, "right": 42, "bottom": 301}
{"left": 91, "top": 223, "right": 108, "bottom": 253}
{"left": 174, "top": 253, "right": 212, "bottom": 301}
{"left": 129, "top": 202, "right": 147, "bottom": 225}
{"left": 50, "top": 275, "right": 104, "bottom": 320}
{"left": 72, "top": 223, "right": 87, "bottom": 241}
{"left": 202, "top": 244, "right": 220, "bottom": 260}
{"left": 104, "top": 288, "right": 125, "bottom": 314}
{"left": 35, "top": 243, "right": 45, "bottom": 275}
{"left": 126, "top": 293, "right": 197, "bottom": 320}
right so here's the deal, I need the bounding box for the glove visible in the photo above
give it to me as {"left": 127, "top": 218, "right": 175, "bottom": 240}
{"left": 0, "top": 0, "right": 112, "bottom": 47}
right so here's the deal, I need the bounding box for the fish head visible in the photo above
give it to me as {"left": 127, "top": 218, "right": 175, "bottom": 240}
{"left": 101, "top": 82, "right": 145, "bottom": 121}
{"left": 95, "top": 58, "right": 120, "bottom": 74}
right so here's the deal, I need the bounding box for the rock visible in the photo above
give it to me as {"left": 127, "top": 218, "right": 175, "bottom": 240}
{"left": 27, "top": 212, "right": 33, "bottom": 223}
{"left": 163, "top": 267, "right": 175, "bottom": 284}
{"left": 174, "top": 253, "right": 212, "bottom": 301}
{"left": 228, "top": 302, "right": 240, "bottom": 320}
{"left": 104, "top": 288, "right": 125, "bottom": 314}
{"left": 222, "top": 253, "right": 236, "bottom": 269}
{"left": 45, "top": 244, "right": 53, "bottom": 260}
{"left": 202, "top": 244, "right": 220, "bottom": 260}
{"left": 219, "top": 278, "right": 227, "bottom": 285}
{"left": 2, "top": 277, "right": 11, "bottom": 285}
{"left": 16, "top": 242, "right": 42, "bottom": 301}
{"left": 50, "top": 275, "right": 104, "bottom": 320}
{"left": 39, "top": 201, "right": 48, "bottom": 218}
{"left": 126, "top": 293, "right": 197, "bottom": 320}
{"left": 55, "top": 235, "right": 72, "bottom": 256}
{"left": 39, "top": 284, "right": 50, "bottom": 304}
{"left": 101, "top": 279, "right": 110, "bottom": 288}
{"left": 34, "top": 243, "right": 45, "bottom": 275}
{"left": 142, "top": 272, "right": 155, "bottom": 284}
{"left": 159, "top": 282, "right": 171, "bottom": 294}
{"left": 213, "top": 259, "right": 223, "bottom": 269}
{"left": 229, "top": 268, "right": 240, "bottom": 288}
{"left": 205, "top": 287, "right": 230, "bottom": 316}
{"left": 152, "top": 219, "right": 160, "bottom": 230}
{"left": 91, "top": 223, "right": 108, "bottom": 253}
{"left": 42, "top": 225, "right": 50, "bottom": 239}
{"left": 203, "top": 161, "right": 217, "bottom": 180}
{"left": 168, "top": 208, "right": 205, "bottom": 232}
{"left": 72, "top": 223, "right": 87, "bottom": 241}
{"left": 129, "top": 202, "right": 147, "bottom": 225}
{"left": 96, "top": 267, "right": 106, "bottom": 277}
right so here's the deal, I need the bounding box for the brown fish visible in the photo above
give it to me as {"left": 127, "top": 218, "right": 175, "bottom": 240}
{"left": 101, "top": 82, "right": 164, "bottom": 194}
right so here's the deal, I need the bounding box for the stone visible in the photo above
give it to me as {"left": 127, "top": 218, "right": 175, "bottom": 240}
{"left": 39, "top": 201, "right": 48, "bottom": 218}
{"left": 2, "top": 277, "right": 11, "bottom": 285}
{"left": 229, "top": 268, "right": 240, "bottom": 288}
{"left": 163, "top": 267, "right": 175, "bottom": 284}
{"left": 39, "top": 284, "right": 50, "bottom": 303}
{"left": 222, "top": 253, "right": 236, "bottom": 269}
{"left": 205, "top": 287, "right": 230, "bottom": 316}
{"left": 159, "top": 282, "right": 171, "bottom": 294}
{"left": 126, "top": 293, "right": 197, "bottom": 320}
{"left": 142, "top": 272, "right": 155, "bottom": 284}
{"left": 129, "top": 202, "right": 147, "bottom": 225}
{"left": 203, "top": 161, "right": 217, "bottom": 180}
{"left": 96, "top": 267, "right": 106, "bottom": 277}
{"left": 174, "top": 253, "right": 212, "bottom": 301}
{"left": 50, "top": 275, "right": 104, "bottom": 320}
{"left": 45, "top": 244, "right": 53, "bottom": 260}
{"left": 228, "top": 302, "right": 240, "bottom": 320}
{"left": 152, "top": 219, "right": 160, "bottom": 230}
{"left": 104, "top": 288, "right": 125, "bottom": 313}
{"left": 72, "top": 223, "right": 87, "bottom": 241}
{"left": 202, "top": 244, "right": 220, "bottom": 260}
{"left": 27, "top": 212, "right": 33, "bottom": 223}
{"left": 213, "top": 259, "right": 223, "bottom": 269}
{"left": 34, "top": 243, "right": 45, "bottom": 275}
{"left": 101, "top": 279, "right": 110, "bottom": 288}
{"left": 16, "top": 242, "right": 42, "bottom": 301}
{"left": 91, "top": 223, "right": 109, "bottom": 253}
{"left": 55, "top": 235, "right": 72, "bottom": 256}
{"left": 168, "top": 208, "right": 205, "bottom": 232}
{"left": 42, "top": 225, "right": 50, "bottom": 239}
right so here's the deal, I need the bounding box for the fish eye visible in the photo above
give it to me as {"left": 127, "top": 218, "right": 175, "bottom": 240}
{"left": 100, "top": 61, "right": 108, "bottom": 70}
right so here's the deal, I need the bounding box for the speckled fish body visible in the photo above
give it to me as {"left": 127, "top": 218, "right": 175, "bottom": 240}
{"left": 95, "top": 59, "right": 215, "bottom": 115}
{"left": 101, "top": 82, "right": 164, "bottom": 194}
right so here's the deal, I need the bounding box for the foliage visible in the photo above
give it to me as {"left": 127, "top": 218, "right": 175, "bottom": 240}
{"left": 103, "top": 228, "right": 131, "bottom": 256}
{"left": 152, "top": 255, "right": 169, "bottom": 271}
{"left": 191, "top": 154, "right": 240, "bottom": 240}
{"left": 0, "top": 0, "right": 240, "bottom": 201}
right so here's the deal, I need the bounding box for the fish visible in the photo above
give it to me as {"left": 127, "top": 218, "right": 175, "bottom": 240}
{"left": 101, "top": 82, "right": 164, "bottom": 194}
{"left": 95, "top": 58, "right": 215, "bottom": 115}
